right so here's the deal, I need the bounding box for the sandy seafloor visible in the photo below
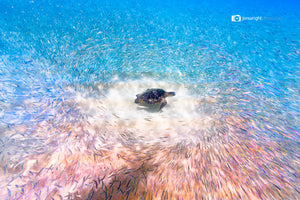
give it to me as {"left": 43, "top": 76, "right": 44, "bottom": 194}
{"left": 0, "top": 0, "right": 299, "bottom": 199}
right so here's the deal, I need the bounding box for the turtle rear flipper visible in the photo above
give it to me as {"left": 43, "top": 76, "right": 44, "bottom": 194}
{"left": 159, "top": 99, "right": 167, "bottom": 111}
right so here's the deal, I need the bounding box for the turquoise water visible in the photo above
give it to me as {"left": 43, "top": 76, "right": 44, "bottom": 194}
{"left": 0, "top": 0, "right": 299, "bottom": 199}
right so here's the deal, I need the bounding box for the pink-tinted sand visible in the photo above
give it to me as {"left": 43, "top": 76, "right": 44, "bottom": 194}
{"left": 1, "top": 114, "right": 298, "bottom": 200}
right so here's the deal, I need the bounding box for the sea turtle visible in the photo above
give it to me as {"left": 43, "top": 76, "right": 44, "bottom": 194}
{"left": 135, "top": 88, "right": 176, "bottom": 111}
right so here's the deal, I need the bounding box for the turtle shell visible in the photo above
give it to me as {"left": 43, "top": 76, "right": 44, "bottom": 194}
{"left": 136, "top": 89, "right": 167, "bottom": 105}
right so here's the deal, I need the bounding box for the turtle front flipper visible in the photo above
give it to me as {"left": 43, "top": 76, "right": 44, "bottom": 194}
{"left": 159, "top": 99, "right": 167, "bottom": 111}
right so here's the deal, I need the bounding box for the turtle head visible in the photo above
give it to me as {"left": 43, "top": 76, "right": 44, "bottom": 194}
{"left": 166, "top": 92, "right": 176, "bottom": 97}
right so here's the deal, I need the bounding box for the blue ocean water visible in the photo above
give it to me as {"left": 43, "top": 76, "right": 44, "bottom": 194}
{"left": 1, "top": 0, "right": 299, "bottom": 133}
{"left": 0, "top": 0, "right": 299, "bottom": 199}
